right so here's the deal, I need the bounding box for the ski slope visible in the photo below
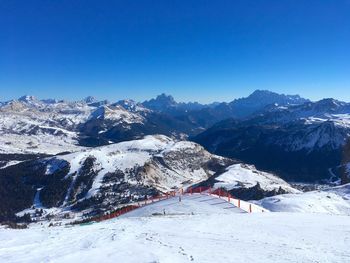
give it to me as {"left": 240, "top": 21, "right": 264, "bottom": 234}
{"left": 2, "top": 192, "right": 350, "bottom": 262}
{"left": 256, "top": 183, "right": 350, "bottom": 215}
{"left": 121, "top": 194, "right": 246, "bottom": 218}
{"left": 1, "top": 211, "right": 350, "bottom": 262}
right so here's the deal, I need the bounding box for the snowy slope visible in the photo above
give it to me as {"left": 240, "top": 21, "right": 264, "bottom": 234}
{"left": 256, "top": 184, "right": 350, "bottom": 215}
{"left": 5, "top": 135, "right": 236, "bottom": 221}
{"left": 88, "top": 105, "right": 144, "bottom": 124}
{"left": 56, "top": 135, "right": 223, "bottom": 198}
{"left": 0, "top": 97, "right": 93, "bottom": 154}
{"left": 121, "top": 194, "right": 246, "bottom": 218}
{"left": 213, "top": 164, "right": 299, "bottom": 194}
{"left": 3, "top": 134, "right": 296, "bottom": 222}
{"left": 0, "top": 97, "right": 148, "bottom": 154}
{"left": 256, "top": 98, "right": 350, "bottom": 126}
{"left": 1, "top": 212, "right": 350, "bottom": 262}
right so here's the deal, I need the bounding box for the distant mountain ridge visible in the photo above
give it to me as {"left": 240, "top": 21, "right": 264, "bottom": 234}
{"left": 141, "top": 90, "right": 309, "bottom": 128}
{"left": 193, "top": 98, "right": 350, "bottom": 183}
{"left": 0, "top": 90, "right": 310, "bottom": 155}
{"left": 1, "top": 90, "right": 349, "bottom": 185}
{"left": 1, "top": 90, "right": 350, "bottom": 224}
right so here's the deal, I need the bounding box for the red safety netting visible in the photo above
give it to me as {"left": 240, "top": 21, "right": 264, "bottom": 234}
{"left": 76, "top": 186, "right": 255, "bottom": 225}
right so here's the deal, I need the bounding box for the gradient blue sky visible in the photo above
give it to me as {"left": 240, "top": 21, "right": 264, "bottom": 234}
{"left": 1, "top": 0, "right": 350, "bottom": 103}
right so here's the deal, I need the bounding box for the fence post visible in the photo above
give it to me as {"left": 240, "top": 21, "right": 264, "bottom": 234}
{"left": 249, "top": 204, "right": 252, "bottom": 213}
{"left": 228, "top": 194, "right": 230, "bottom": 203}
{"left": 238, "top": 199, "right": 240, "bottom": 208}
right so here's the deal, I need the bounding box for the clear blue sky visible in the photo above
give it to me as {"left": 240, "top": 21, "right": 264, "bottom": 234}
{"left": 1, "top": 0, "right": 350, "bottom": 103}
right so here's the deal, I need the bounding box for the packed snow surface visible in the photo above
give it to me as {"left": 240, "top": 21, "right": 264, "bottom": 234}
{"left": 1, "top": 212, "right": 350, "bottom": 262}
{"left": 122, "top": 194, "right": 246, "bottom": 218}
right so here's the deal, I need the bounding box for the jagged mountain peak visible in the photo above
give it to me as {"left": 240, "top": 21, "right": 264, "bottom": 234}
{"left": 114, "top": 99, "right": 149, "bottom": 112}
{"left": 242, "top": 90, "right": 307, "bottom": 104}
{"left": 88, "top": 104, "right": 144, "bottom": 124}
{"left": 142, "top": 93, "right": 177, "bottom": 111}
{"left": 314, "top": 98, "right": 345, "bottom": 108}
{"left": 18, "top": 95, "right": 39, "bottom": 103}
{"left": 82, "top": 96, "right": 97, "bottom": 104}
{"left": 155, "top": 93, "right": 176, "bottom": 102}
{"left": 249, "top": 89, "right": 276, "bottom": 97}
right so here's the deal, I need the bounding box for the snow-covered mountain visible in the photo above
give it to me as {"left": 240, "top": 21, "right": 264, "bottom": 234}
{"left": 141, "top": 90, "right": 309, "bottom": 128}
{"left": 0, "top": 96, "right": 199, "bottom": 155}
{"left": 212, "top": 164, "right": 299, "bottom": 195}
{"left": 192, "top": 163, "right": 299, "bottom": 200}
{"left": 227, "top": 89, "right": 309, "bottom": 118}
{"left": 252, "top": 98, "right": 350, "bottom": 126}
{"left": 0, "top": 91, "right": 311, "bottom": 156}
{"left": 194, "top": 97, "right": 350, "bottom": 183}
{"left": 0, "top": 97, "right": 93, "bottom": 154}
{"left": 113, "top": 99, "right": 150, "bottom": 113}
{"left": 0, "top": 135, "right": 299, "bottom": 222}
{"left": 143, "top": 90, "right": 308, "bottom": 118}
{"left": 0, "top": 135, "right": 229, "bottom": 221}
{"left": 1, "top": 92, "right": 349, "bottom": 185}
{"left": 88, "top": 105, "right": 144, "bottom": 124}
{"left": 143, "top": 93, "right": 208, "bottom": 113}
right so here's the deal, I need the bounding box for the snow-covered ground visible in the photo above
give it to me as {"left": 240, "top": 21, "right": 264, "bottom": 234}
{"left": 214, "top": 164, "right": 299, "bottom": 193}
{"left": 2, "top": 170, "right": 350, "bottom": 263}
{"left": 1, "top": 211, "right": 350, "bottom": 262}
{"left": 257, "top": 184, "right": 350, "bottom": 215}
{"left": 122, "top": 194, "right": 246, "bottom": 218}
{"left": 0, "top": 98, "right": 92, "bottom": 154}
{"left": 0, "top": 133, "right": 86, "bottom": 155}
